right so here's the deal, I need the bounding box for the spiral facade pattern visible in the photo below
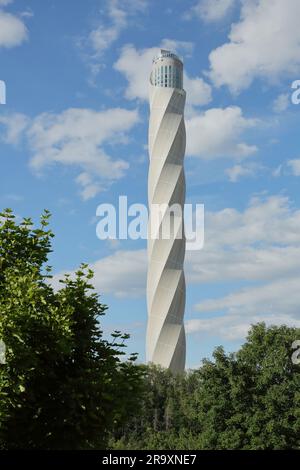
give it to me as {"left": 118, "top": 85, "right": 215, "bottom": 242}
{"left": 146, "top": 50, "right": 186, "bottom": 373}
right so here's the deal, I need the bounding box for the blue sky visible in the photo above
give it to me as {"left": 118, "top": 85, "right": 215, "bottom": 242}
{"left": 1, "top": 0, "right": 300, "bottom": 368}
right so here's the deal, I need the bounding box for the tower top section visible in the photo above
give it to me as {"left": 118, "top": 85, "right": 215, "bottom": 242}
{"left": 150, "top": 49, "right": 184, "bottom": 90}
{"left": 152, "top": 49, "right": 183, "bottom": 65}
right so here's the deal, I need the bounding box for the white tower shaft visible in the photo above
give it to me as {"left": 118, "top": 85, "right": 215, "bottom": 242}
{"left": 147, "top": 51, "right": 186, "bottom": 373}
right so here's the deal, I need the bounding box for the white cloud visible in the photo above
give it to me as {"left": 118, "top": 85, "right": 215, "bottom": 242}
{"left": 0, "top": 10, "right": 28, "bottom": 48}
{"left": 0, "top": 113, "right": 29, "bottom": 144}
{"left": 0, "top": 1, "right": 13, "bottom": 6}
{"left": 272, "top": 93, "right": 290, "bottom": 113}
{"left": 188, "top": 0, "right": 235, "bottom": 23}
{"left": 114, "top": 42, "right": 212, "bottom": 107}
{"left": 114, "top": 44, "right": 155, "bottom": 101}
{"left": 186, "top": 194, "right": 300, "bottom": 340}
{"left": 186, "top": 106, "right": 258, "bottom": 159}
{"left": 28, "top": 107, "right": 139, "bottom": 199}
{"left": 52, "top": 249, "right": 147, "bottom": 298}
{"left": 288, "top": 159, "right": 300, "bottom": 176}
{"left": 0, "top": 108, "right": 140, "bottom": 199}
{"left": 89, "top": 13, "right": 124, "bottom": 55}
{"left": 225, "top": 165, "right": 256, "bottom": 183}
{"left": 79, "top": 0, "right": 148, "bottom": 85}
{"left": 208, "top": 0, "right": 300, "bottom": 93}
{"left": 188, "top": 195, "right": 300, "bottom": 279}
{"left": 19, "top": 9, "right": 34, "bottom": 19}
{"left": 88, "top": 0, "right": 147, "bottom": 55}
{"left": 194, "top": 278, "right": 300, "bottom": 317}
{"left": 272, "top": 164, "right": 282, "bottom": 178}
{"left": 186, "top": 311, "right": 300, "bottom": 341}
{"left": 184, "top": 74, "right": 212, "bottom": 110}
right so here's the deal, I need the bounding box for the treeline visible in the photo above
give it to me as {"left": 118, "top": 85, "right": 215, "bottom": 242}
{"left": 0, "top": 210, "right": 299, "bottom": 450}
{"left": 111, "top": 323, "right": 300, "bottom": 450}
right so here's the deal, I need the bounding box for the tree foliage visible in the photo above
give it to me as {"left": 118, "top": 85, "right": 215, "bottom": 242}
{"left": 111, "top": 323, "right": 300, "bottom": 450}
{"left": 0, "top": 209, "right": 144, "bottom": 449}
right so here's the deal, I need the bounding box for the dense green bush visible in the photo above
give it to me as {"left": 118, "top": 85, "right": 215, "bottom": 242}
{"left": 0, "top": 209, "right": 144, "bottom": 449}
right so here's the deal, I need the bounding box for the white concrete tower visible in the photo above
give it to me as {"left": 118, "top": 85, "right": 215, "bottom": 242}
{"left": 146, "top": 50, "right": 186, "bottom": 373}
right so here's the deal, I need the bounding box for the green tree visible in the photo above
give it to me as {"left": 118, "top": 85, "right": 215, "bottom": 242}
{"left": 110, "top": 365, "right": 200, "bottom": 450}
{"left": 186, "top": 323, "right": 300, "bottom": 450}
{"left": 0, "top": 209, "right": 144, "bottom": 449}
{"left": 111, "top": 324, "right": 300, "bottom": 450}
{"left": 189, "top": 323, "right": 300, "bottom": 450}
{"left": 237, "top": 323, "right": 300, "bottom": 449}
